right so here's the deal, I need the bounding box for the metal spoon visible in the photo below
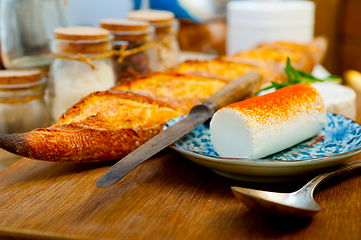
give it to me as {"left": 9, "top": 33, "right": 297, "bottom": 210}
{"left": 231, "top": 160, "right": 361, "bottom": 217}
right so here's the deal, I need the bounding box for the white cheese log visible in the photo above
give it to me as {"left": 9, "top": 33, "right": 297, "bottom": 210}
{"left": 210, "top": 83, "right": 326, "bottom": 159}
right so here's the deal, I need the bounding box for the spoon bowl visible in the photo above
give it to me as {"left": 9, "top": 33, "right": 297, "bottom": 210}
{"left": 231, "top": 160, "right": 361, "bottom": 217}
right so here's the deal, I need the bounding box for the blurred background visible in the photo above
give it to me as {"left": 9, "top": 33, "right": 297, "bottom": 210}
{"left": 66, "top": 0, "right": 358, "bottom": 75}
{"left": 0, "top": 0, "right": 359, "bottom": 75}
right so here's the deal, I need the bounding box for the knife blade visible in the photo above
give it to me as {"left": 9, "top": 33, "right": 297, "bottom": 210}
{"left": 96, "top": 71, "right": 261, "bottom": 187}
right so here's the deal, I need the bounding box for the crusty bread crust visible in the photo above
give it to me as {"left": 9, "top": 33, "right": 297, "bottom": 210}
{"left": 0, "top": 123, "right": 163, "bottom": 163}
{"left": 0, "top": 91, "right": 182, "bottom": 162}
{"left": 112, "top": 72, "right": 228, "bottom": 114}
{"left": 171, "top": 58, "right": 287, "bottom": 92}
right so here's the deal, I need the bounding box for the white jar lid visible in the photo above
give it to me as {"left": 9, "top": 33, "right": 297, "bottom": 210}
{"left": 227, "top": 0, "right": 315, "bottom": 28}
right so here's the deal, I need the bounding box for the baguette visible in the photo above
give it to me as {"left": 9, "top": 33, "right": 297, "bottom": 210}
{"left": 0, "top": 91, "right": 183, "bottom": 162}
{"left": 0, "top": 74, "right": 228, "bottom": 162}
{"left": 0, "top": 38, "right": 327, "bottom": 162}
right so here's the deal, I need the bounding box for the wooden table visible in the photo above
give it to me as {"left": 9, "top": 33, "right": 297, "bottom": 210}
{"left": 0, "top": 94, "right": 360, "bottom": 240}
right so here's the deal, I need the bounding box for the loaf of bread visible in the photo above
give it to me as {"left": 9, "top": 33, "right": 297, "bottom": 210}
{"left": 0, "top": 38, "right": 327, "bottom": 162}
{"left": 0, "top": 91, "right": 184, "bottom": 162}
{"left": 0, "top": 74, "right": 228, "bottom": 162}
{"left": 222, "top": 37, "right": 327, "bottom": 74}
{"left": 171, "top": 37, "right": 326, "bottom": 91}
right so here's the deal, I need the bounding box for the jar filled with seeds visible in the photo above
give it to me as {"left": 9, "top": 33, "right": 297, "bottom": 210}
{"left": 49, "top": 26, "right": 116, "bottom": 123}
{"left": 0, "top": 70, "right": 49, "bottom": 165}
{"left": 99, "top": 19, "right": 156, "bottom": 83}
{"left": 128, "top": 9, "right": 180, "bottom": 72}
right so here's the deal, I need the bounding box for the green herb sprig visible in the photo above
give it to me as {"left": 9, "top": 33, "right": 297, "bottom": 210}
{"left": 255, "top": 58, "right": 342, "bottom": 95}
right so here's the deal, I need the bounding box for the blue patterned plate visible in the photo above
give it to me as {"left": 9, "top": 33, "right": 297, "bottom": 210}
{"left": 164, "top": 113, "right": 361, "bottom": 182}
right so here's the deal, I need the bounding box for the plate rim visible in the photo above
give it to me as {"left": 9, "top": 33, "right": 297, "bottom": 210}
{"left": 170, "top": 144, "right": 361, "bottom": 168}
{"left": 164, "top": 112, "right": 361, "bottom": 167}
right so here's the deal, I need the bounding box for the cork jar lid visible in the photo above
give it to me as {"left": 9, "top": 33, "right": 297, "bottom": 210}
{"left": 99, "top": 19, "right": 152, "bottom": 42}
{"left": 53, "top": 26, "right": 113, "bottom": 55}
{"left": 54, "top": 26, "right": 110, "bottom": 41}
{"left": 99, "top": 19, "right": 149, "bottom": 32}
{"left": 127, "top": 10, "right": 175, "bottom": 24}
{"left": 0, "top": 70, "right": 42, "bottom": 85}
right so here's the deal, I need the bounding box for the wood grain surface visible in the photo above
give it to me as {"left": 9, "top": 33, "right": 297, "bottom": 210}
{"left": 0, "top": 95, "right": 360, "bottom": 240}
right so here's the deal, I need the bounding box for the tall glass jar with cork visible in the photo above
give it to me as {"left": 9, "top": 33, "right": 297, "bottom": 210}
{"left": 48, "top": 26, "right": 116, "bottom": 123}
{"left": 99, "top": 19, "right": 156, "bottom": 83}
{"left": 127, "top": 9, "right": 180, "bottom": 72}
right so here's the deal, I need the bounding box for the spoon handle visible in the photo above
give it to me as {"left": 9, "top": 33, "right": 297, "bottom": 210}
{"left": 299, "top": 160, "right": 361, "bottom": 195}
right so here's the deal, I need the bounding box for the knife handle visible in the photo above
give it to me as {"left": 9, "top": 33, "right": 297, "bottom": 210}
{"left": 204, "top": 71, "right": 262, "bottom": 114}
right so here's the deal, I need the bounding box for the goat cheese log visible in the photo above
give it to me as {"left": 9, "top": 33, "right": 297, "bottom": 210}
{"left": 210, "top": 83, "right": 326, "bottom": 159}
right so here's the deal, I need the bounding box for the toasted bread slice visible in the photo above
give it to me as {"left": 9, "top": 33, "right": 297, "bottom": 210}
{"left": 171, "top": 59, "right": 259, "bottom": 81}
{"left": 171, "top": 59, "right": 287, "bottom": 91}
{"left": 112, "top": 72, "right": 228, "bottom": 114}
{"left": 0, "top": 91, "right": 182, "bottom": 162}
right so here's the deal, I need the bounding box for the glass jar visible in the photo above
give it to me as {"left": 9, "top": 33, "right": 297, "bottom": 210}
{"left": 49, "top": 26, "right": 116, "bottom": 123}
{"left": 0, "top": 0, "right": 68, "bottom": 70}
{"left": 127, "top": 10, "right": 180, "bottom": 72}
{"left": 0, "top": 69, "right": 49, "bottom": 132}
{"left": 99, "top": 19, "right": 157, "bottom": 83}
{"left": 0, "top": 69, "right": 49, "bottom": 165}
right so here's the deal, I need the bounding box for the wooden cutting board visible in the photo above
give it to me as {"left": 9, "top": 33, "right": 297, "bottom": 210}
{"left": 0, "top": 148, "right": 361, "bottom": 240}
{"left": 0, "top": 149, "right": 246, "bottom": 240}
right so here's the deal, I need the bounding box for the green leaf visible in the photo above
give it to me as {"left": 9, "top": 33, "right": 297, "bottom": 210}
{"left": 256, "top": 58, "right": 342, "bottom": 94}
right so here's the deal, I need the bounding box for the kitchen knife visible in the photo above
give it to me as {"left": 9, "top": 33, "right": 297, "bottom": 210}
{"left": 96, "top": 71, "right": 261, "bottom": 187}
